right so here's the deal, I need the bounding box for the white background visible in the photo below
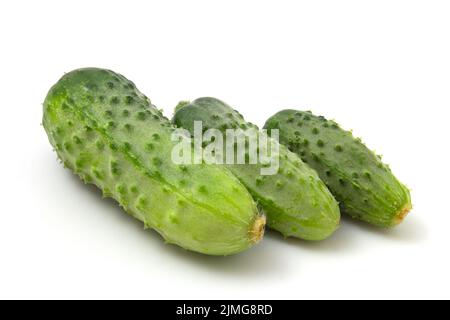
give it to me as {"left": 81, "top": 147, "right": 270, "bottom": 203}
{"left": 0, "top": 0, "right": 449, "bottom": 299}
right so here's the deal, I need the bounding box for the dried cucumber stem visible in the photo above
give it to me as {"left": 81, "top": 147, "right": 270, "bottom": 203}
{"left": 393, "top": 203, "right": 412, "bottom": 226}
{"left": 249, "top": 215, "right": 266, "bottom": 244}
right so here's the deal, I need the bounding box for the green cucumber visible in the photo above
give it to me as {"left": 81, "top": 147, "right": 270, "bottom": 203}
{"left": 172, "top": 97, "right": 340, "bottom": 240}
{"left": 264, "top": 110, "right": 412, "bottom": 227}
{"left": 43, "top": 68, "right": 264, "bottom": 255}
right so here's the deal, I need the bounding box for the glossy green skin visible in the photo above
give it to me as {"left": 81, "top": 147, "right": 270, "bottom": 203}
{"left": 43, "top": 68, "right": 263, "bottom": 255}
{"left": 264, "top": 110, "right": 412, "bottom": 227}
{"left": 172, "top": 98, "right": 340, "bottom": 240}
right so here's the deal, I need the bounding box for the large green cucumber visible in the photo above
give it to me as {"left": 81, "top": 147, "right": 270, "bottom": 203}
{"left": 43, "top": 68, "right": 265, "bottom": 255}
{"left": 172, "top": 97, "right": 340, "bottom": 240}
{"left": 264, "top": 110, "right": 412, "bottom": 227}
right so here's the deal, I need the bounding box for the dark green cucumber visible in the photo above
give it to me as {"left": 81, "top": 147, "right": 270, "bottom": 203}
{"left": 172, "top": 97, "right": 340, "bottom": 240}
{"left": 264, "top": 110, "right": 412, "bottom": 227}
{"left": 43, "top": 68, "right": 265, "bottom": 255}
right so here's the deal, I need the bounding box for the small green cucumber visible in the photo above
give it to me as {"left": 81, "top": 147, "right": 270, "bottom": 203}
{"left": 43, "top": 68, "right": 265, "bottom": 255}
{"left": 172, "top": 97, "right": 340, "bottom": 240}
{"left": 264, "top": 110, "right": 412, "bottom": 227}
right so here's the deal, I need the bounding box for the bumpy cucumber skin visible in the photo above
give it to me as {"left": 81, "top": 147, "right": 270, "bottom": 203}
{"left": 264, "top": 110, "right": 412, "bottom": 227}
{"left": 43, "top": 68, "right": 264, "bottom": 255}
{"left": 172, "top": 97, "right": 340, "bottom": 241}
